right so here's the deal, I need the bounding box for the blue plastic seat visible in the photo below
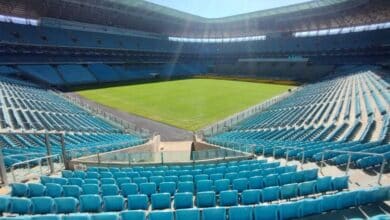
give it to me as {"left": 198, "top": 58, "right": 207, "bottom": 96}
{"left": 62, "top": 170, "right": 74, "bottom": 178}
{"left": 127, "top": 172, "right": 140, "bottom": 179}
{"left": 52, "top": 177, "right": 68, "bottom": 186}
{"left": 120, "top": 183, "right": 138, "bottom": 197}
{"left": 321, "top": 194, "right": 339, "bottom": 212}
{"left": 164, "top": 176, "right": 178, "bottom": 184}
{"left": 85, "top": 179, "right": 99, "bottom": 185}
{"left": 219, "top": 190, "right": 238, "bottom": 206}
{"left": 196, "top": 180, "right": 213, "bottom": 192}
{"left": 28, "top": 183, "right": 46, "bottom": 197}
{"left": 113, "top": 172, "right": 127, "bottom": 179}
{"left": 101, "top": 178, "right": 116, "bottom": 185}
{"left": 79, "top": 194, "right": 102, "bottom": 212}
{"left": 225, "top": 172, "right": 238, "bottom": 184}
{"left": 68, "top": 178, "right": 85, "bottom": 187}
{"left": 214, "top": 179, "right": 229, "bottom": 194}
{"left": 151, "top": 193, "right": 171, "bottom": 210}
{"left": 332, "top": 176, "right": 349, "bottom": 191}
{"left": 279, "top": 200, "right": 302, "bottom": 220}
{"left": 316, "top": 176, "right": 332, "bottom": 193}
{"left": 177, "top": 181, "right": 194, "bottom": 193}
{"left": 54, "top": 197, "right": 79, "bottom": 214}
{"left": 303, "top": 169, "right": 318, "bottom": 181}
{"left": 174, "top": 192, "right": 193, "bottom": 209}
{"left": 103, "top": 195, "right": 124, "bottom": 212}
{"left": 179, "top": 175, "right": 193, "bottom": 182}
{"left": 86, "top": 172, "right": 100, "bottom": 179}
{"left": 120, "top": 210, "right": 146, "bottom": 220}
{"left": 9, "top": 197, "right": 32, "bottom": 214}
{"left": 128, "top": 194, "right": 149, "bottom": 210}
{"left": 11, "top": 183, "right": 29, "bottom": 197}
{"left": 202, "top": 207, "right": 226, "bottom": 220}
{"left": 63, "top": 185, "right": 82, "bottom": 198}
{"left": 0, "top": 196, "right": 10, "bottom": 213}
{"left": 242, "top": 189, "right": 261, "bottom": 205}
{"left": 133, "top": 177, "right": 148, "bottom": 187}
{"left": 45, "top": 183, "right": 63, "bottom": 198}
{"left": 63, "top": 214, "right": 91, "bottom": 220}
{"left": 82, "top": 184, "right": 99, "bottom": 195}
{"left": 116, "top": 177, "right": 131, "bottom": 187}
{"left": 160, "top": 182, "right": 176, "bottom": 196}
{"left": 40, "top": 176, "right": 52, "bottom": 185}
{"left": 210, "top": 173, "right": 223, "bottom": 182}
{"left": 109, "top": 168, "right": 120, "bottom": 173}
{"left": 139, "top": 182, "right": 156, "bottom": 196}
{"left": 100, "top": 172, "right": 113, "bottom": 178}
{"left": 73, "top": 171, "right": 87, "bottom": 179}
{"left": 150, "top": 176, "right": 164, "bottom": 187}
{"left": 175, "top": 208, "right": 200, "bottom": 220}
{"left": 249, "top": 176, "right": 264, "bottom": 189}
{"left": 254, "top": 204, "right": 278, "bottom": 220}
{"left": 298, "top": 180, "right": 316, "bottom": 196}
{"left": 261, "top": 186, "right": 280, "bottom": 202}
{"left": 336, "top": 190, "right": 358, "bottom": 210}
{"left": 232, "top": 178, "right": 248, "bottom": 193}
{"left": 194, "top": 174, "right": 208, "bottom": 182}
{"left": 357, "top": 186, "right": 390, "bottom": 205}
{"left": 280, "top": 183, "right": 298, "bottom": 200}
{"left": 229, "top": 206, "right": 253, "bottom": 220}
{"left": 196, "top": 191, "right": 216, "bottom": 208}
{"left": 300, "top": 198, "right": 323, "bottom": 217}
{"left": 29, "top": 214, "right": 60, "bottom": 220}
{"left": 279, "top": 172, "right": 297, "bottom": 185}
{"left": 264, "top": 174, "right": 278, "bottom": 187}
{"left": 91, "top": 213, "right": 119, "bottom": 220}
{"left": 149, "top": 210, "right": 174, "bottom": 220}
{"left": 31, "top": 196, "right": 54, "bottom": 214}
{"left": 101, "top": 184, "right": 119, "bottom": 196}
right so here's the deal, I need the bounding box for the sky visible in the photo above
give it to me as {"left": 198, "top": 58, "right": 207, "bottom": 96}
{"left": 146, "top": 0, "right": 313, "bottom": 18}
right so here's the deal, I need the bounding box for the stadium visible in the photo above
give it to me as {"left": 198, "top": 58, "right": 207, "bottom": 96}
{"left": 0, "top": 0, "right": 389, "bottom": 219}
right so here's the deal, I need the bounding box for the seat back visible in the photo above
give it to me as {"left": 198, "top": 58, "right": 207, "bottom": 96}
{"left": 54, "top": 197, "right": 79, "bottom": 214}
{"left": 202, "top": 207, "right": 226, "bottom": 220}
{"left": 151, "top": 193, "right": 171, "bottom": 210}
{"left": 31, "top": 197, "right": 54, "bottom": 214}
{"left": 101, "top": 184, "right": 119, "bottom": 196}
{"left": 127, "top": 194, "right": 148, "bottom": 210}
{"left": 196, "top": 191, "right": 216, "bottom": 208}
{"left": 82, "top": 184, "right": 99, "bottom": 195}
{"left": 219, "top": 190, "right": 238, "bottom": 206}
{"left": 28, "top": 183, "right": 46, "bottom": 197}
{"left": 139, "top": 182, "right": 156, "bottom": 196}
{"left": 121, "top": 183, "right": 138, "bottom": 197}
{"left": 174, "top": 192, "right": 193, "bottom": 209}
{"left": 45, "top": 183, "right": 63, "bottom": 198}
{"left": 175, "top": 208, "right": 200, "bottom": 220}
{"left": 229, "top": 206, "right": 253, "bottom": 220}
{"left": 103, "top": 195, "right": 124, "bottom": 212}
{"left": 120, "top": 210, "right": 146, "bottom": 220}
{"left": 79, "top": 194, "right": 102, "bottom": 212}
{"left": 149, "top": 210, "right": 174, "bottom": 220}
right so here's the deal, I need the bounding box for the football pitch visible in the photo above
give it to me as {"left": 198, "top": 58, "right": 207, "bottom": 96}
{"left": 78, "top": 79, "right": 293, "bottom": 131}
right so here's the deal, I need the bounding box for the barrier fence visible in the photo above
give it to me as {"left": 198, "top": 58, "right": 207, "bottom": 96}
{"left": 198, "top": 88, "right": 299, "bottom": 138}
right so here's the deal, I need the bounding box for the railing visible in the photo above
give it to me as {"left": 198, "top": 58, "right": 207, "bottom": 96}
{"left": 73, "top": 147, "right": 252, "bottom": 167}
{"left": 198, "top": 88, "right": 298, "bottom": 138}
{"left": 10, "top": 154, "right": 64, "bottom": 183}
{"left": 53, "top": 90, "right": 151, "bottom": 138}
{"left": 66, "top": 138, "right": 150, "bottom": 160}
{"left": 319, "top": 150, "right": 387, "bottom": 185}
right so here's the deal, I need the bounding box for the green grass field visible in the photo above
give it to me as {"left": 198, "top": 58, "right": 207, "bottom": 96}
{"left": 78, "top": 79, "right": 293, "bottom": 131}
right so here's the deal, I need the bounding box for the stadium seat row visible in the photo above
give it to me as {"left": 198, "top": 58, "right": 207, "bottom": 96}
{"left": 1, "top": 186, "right": 388, "bottom": 219}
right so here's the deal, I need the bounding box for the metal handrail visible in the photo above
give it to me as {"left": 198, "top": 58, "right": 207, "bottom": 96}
{"left": 10, "top": 154, "right": 64, "bottom": 182}
{"left": 319, "top": 149, "right": 387, "bottom": 185}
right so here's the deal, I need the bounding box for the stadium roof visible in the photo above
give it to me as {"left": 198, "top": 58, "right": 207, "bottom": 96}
{"left": 0, "top": 0, "right": 389, "bottom": 37}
